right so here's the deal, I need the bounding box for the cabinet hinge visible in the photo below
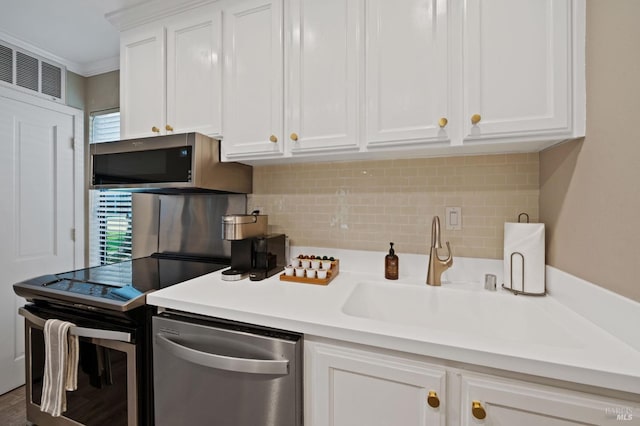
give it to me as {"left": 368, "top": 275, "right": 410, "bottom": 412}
{"left": 71, "top": 228, "right": 76, "bottom": 242}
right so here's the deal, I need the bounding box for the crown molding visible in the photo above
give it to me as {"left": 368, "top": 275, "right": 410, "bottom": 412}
{"left": 106, "top": 0, "right": 218, "bottom": 31}
{"left": 77, "top": 56, "right": 120, "bottom": 77}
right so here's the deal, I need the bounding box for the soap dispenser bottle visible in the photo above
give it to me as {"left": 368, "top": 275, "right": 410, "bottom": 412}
{"left": 385, "top": 242, "right": 399, "bottom": 280}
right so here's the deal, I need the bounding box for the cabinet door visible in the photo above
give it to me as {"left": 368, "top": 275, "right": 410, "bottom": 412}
{"left": 461, "top": 374, "right": 640, "bottom": 426}
{"left": 222, "top": 0, "right": 284, "bottom": 159}
{"left": 166, "top": 5, "right": 222, "bottom": 136}
{"left": 365, "top": 0, "right": 450, "bottom": 147}
{"left": 120, "top": 25, "right": 165, "bottom": 139}
{"left": 286, "top": 0, "right": 362, "bottom": 154}
{"left": 306, "top": 341, "right": 445, "bottom": 426}
{"left": 462, "top": 0, "right": 572, "bottom": 142}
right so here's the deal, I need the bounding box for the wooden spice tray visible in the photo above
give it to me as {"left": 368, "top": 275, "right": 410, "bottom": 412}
{"left": 279, "top": 259, "right": 340, "bottom": 286}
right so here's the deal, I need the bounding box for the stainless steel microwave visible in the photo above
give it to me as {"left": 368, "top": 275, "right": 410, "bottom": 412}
{"left": 90, "top": 132, "right": 252, "bottom": 193}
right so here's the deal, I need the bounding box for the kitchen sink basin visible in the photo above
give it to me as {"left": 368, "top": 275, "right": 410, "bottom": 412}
{"left": 341, "top": 281, "right": 584, "bottom": 348}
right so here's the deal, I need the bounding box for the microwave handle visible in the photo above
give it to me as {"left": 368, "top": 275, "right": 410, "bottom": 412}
{"left": 155, "top": 334, "right": 289, "bottom": 375}
{"left": 18, "top": 307, "right": 132, "bottom": 343}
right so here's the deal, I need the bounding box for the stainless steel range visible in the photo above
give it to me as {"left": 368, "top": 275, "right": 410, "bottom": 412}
{"left": 13, "top": 192, "right": 248, "bottom": 426}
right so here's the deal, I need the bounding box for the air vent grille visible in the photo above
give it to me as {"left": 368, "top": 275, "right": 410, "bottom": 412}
{"left": 0, "top": 39, "right": 65, "bottom": 102}
{"left": 0, "top": 44, "right": 12, "bottom": 84}
{"left": 16, "top": 51, "right": 39, "bottom": 92}
{"left": 41, "top": 62, "right": 62, "bottom": 99}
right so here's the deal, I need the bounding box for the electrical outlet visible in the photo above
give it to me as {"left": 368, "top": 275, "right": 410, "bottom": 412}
{"left": 445, "top": 207, "right": 462, "bottom": 230}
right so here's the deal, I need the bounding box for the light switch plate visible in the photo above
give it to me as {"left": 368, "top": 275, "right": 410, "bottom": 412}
{"left": 445, "top": 207, "right": 462, "bottom": 230}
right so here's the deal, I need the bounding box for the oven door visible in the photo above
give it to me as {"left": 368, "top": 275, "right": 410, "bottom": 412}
{"left": 20, "top": 306, "right": 138, "bottom": 426}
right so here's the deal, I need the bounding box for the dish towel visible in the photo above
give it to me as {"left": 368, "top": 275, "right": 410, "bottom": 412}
{"left": 41, "top": 319, "right": 79, "bottom": 417}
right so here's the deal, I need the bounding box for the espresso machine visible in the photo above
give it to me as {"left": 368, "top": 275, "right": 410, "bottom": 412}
{"left": 221, "top": 213, "right": 286, "bottom": 281}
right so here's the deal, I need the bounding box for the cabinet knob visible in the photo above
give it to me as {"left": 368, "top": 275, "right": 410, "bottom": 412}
{"left": 269, "top": 135, "right": 278, "bottom": 143}
{"left": 438, "top": 118, "right": 448, "bottom": 128}
{"left": 165, "top": 125, "right": 174, "bottom": 132}
{"left": 151, "top": 126, "right": 160, "bottom": 133}
{"left": 290, "top": 132, "right": 299, "bottom": 141}
{"left": 471, "top": 114, "right": 482, "bottom": 125}
{"left": 427, "top": 391, "right": 440, "bottom": 408}
{"left": 471, "top": 400, "right": 487, "bottom": 420}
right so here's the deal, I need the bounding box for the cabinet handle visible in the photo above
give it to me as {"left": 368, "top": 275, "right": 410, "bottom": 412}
{"left": 290, "top": 132, "right": 299, "bottom": 141}
{"left": 471, "top": 400, "right": 487, "bottom": 420}
{"left": 151, "top": 126, "right": 160, "bottom": 133}
{"left": 269, "top": 135, "right": 278, "bottom": 143}
{"left": 427, "top": 391, "right": 440, "bottom": 408}
{"left": 471, "top": 114, "right": 482, "bottom": 125}
{"left": 438, "top": 118, "right": 448, "bottom": 128}
{"left": 165, "top": 124, "right": 174, "bottom": 132}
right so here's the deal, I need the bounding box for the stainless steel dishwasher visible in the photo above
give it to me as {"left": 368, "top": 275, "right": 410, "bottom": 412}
{"left": 152, "top": 311, "right": 303, "bottom": 426}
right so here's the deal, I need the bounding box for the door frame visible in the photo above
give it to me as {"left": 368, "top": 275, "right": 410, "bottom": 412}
{"left": 0, "top": 86, "right": 85, "bottom": 269}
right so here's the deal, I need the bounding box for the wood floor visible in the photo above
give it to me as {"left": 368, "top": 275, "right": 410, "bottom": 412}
{"left": 0, "top": 386, "right": 27, "bottom": 426}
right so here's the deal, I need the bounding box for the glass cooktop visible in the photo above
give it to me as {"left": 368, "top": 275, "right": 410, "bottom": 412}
{"left": 14, "top": 253, "right": 229, "bottom": 308}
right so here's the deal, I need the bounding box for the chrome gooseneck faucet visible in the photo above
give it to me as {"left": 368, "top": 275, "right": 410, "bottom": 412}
{"left": 426, "top": 216, "right": 453, "bottom": 286}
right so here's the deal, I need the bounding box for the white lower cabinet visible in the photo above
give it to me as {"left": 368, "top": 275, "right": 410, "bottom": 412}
{"left": 459, "top": 373, "right": 639, "bottom": 426}
{"left": 305, "top": 338, "right": 640, "bottom": 426}
{"left": 305, "top": 340, "right": 446, "bottom": 426}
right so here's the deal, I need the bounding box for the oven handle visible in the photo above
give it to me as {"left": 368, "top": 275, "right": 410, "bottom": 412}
{"left": 18, "top": 307, "right": 132, "bottom": 343}
{"left": 155, "top": 334, "right": 289, "bottom": 375}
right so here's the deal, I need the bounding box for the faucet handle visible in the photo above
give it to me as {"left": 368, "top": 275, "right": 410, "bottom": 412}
{"left": 437, "top": 241, "right": 453, "bottom": 265}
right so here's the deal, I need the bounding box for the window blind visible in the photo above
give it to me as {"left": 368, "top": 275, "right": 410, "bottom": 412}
{"left": 88, "top": 111, "right": 133, "bottom": 266}
{"left": 90, "top": 111, "right": 120, "bottom": 143}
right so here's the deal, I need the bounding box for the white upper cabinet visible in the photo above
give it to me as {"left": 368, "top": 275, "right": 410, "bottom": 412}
{"left": 365, "top": 0, "right": 451, "bottom": 148}
{"left": 120, "top": 4, "right": 221, "bottom": 139}
{"left": 222, "top": 0, "right": 361, "bottom": 160}
{"left": 166, "top": 8, "right": 222, "bottom": 136}
{"left": 221, "top": 0, "right": 284, "bottom": 159}
{"left": 461, "top": 0, "right": 577, "bottom": 144}
{"left": 120, "top": 26, "right": 165, "bottom": 139}
{"left": 286, "top": 0, "right": 362, "bottom": 154}
{"left": 117, "top": 0, "right": 584, "bottom": 161}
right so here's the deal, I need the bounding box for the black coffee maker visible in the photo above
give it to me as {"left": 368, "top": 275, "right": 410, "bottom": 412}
{"left": 221, "top": 214, "right": 285, "bottom": 281}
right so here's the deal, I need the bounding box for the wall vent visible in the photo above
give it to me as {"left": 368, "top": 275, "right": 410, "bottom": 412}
{"left": 0, "top": 40, "right": 66, "bottom": 103}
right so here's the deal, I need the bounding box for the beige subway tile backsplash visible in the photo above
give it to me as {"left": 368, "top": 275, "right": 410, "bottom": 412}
{"left": 248, "top": 153, "right": 539, "bottom": 259}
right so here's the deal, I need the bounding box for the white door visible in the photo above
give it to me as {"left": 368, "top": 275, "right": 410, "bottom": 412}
{"left": 0, "top": 95, "right": 76, "bottom": 394}
{"left": 461, "top": 373, "right": 640, "bottom": 426}
{"left": 286, "top": 0, "right": 362, "bottom": 154}
{"left": 306, "top": 340, "right": 446, "bottom": 426}
{"left": 365, "top": 0, "right": 451, "bottom": 147}
{"left": 221, "top": 0, "right": 284, "bottom": 159}
{"left": 166, "top": 4, "right": 222, "bottom": 136}
{"left": 120, "top": 24, "right": 166, "bottom": 139}
{"left": 462, "top": 0, "right": 572, "bottom": 142}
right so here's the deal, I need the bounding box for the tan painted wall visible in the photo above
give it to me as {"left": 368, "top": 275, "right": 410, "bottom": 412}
{"left": 83, "top": 70, "right": 120, "bottom": 265}
{"left": 65, "top": 71, "right": 85, "bottom": 110}
{"left": 250, "top": 153, "right": 539, "bottom": 259}
{"left": 540, "top": 0, "right": 640, "bottom": 302}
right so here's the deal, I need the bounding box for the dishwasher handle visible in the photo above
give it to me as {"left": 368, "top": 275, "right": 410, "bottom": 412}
{"left": 155, "top": 334, "right": 290, "bottom": 375}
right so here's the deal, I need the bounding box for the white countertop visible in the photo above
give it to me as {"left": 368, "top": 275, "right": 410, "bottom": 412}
{"left": 147, "top": 247, "right": 640, "bottom": 395}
